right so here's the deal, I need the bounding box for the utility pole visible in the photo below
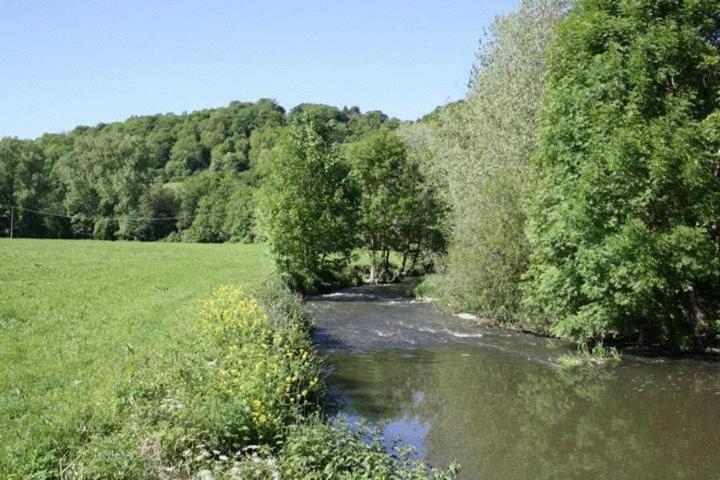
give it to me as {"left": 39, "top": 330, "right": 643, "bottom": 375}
{"left": 9, "top": 206, "right": 14, "bottom": 239}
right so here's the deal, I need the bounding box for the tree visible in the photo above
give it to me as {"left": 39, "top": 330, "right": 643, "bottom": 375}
{"left": 432, "top": 0, "right": 571, "bottom": 320}
{"left": 186, "top": 173, "right": 256, "bottom": 243}
{"left": 58, "top": 132, "right": 152, "bottom": 239}
{"left": 522, "top": 0, "right": 720, "bottom": 349}
{"left": 0, "top": 139, "right": 21, "bottom": 236}
{"left": 397, "top": 123, "right": 449, "bottom": 274}
{"left": 165, "top": 127, "right": 207, "bottom": 179}
{"left": 0, "top": 138, "right": 59, "bottom": 237}
{"left": 130, "top": 182, "right": 179, "bottom": 241}
{"left": 257, "top": 114, "right": 359, "bottom": 291}
{"left": 0, "top": 99, "right": 396, "bottom": 242}
{"left": 346, "top": 129, "right": 445, "bottom": 282}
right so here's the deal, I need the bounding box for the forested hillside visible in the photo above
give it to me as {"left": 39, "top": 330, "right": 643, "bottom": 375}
{"left": 0, "top": 100, "right": 398, "bottom": 241}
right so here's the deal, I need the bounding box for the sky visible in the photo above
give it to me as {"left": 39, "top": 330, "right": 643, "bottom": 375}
{"left": 0, "top": 0, "right": 517, "bottom": 139}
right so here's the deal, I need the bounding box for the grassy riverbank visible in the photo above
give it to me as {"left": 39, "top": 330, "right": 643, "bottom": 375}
{"left": 0, "top": 239, "right": 457, "bottom": 478}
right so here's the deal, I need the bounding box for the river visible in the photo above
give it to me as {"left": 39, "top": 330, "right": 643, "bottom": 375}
{"left": 308, "top": 283, "right": 720, "bottom": 480}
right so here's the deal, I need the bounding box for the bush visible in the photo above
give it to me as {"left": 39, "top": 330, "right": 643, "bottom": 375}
{"left": 252, "top": 276, "right": 315, "bottom": 333}
{"left": 205, "top": 419, "right": 460, "bottom": 480}
{"left": 278, "top": 419, "right": 460, "bottom": 480}
{"left": 128, "top": 285, "right": 323, "bottom": 467}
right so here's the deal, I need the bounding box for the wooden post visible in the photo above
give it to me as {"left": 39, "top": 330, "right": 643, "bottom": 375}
{"left": 9, "top": 206, "right": 14, "bottom": 239}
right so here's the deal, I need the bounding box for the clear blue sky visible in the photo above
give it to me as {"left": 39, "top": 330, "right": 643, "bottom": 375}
{"left": 0, "top": 0, "right": 516, "bottom": 139}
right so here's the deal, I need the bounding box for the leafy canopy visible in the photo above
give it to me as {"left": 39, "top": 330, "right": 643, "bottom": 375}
{"left": 523, "top": 0, "right": 720, "bottom": 348}
{"left": 257, "top": 114, "right": 359, "bottom": 291}
{"left": 431, "top": 0, "right": 571, "bottom": 319}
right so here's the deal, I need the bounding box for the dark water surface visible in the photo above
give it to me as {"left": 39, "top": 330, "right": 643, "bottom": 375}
{"left": 308, "top": 283, "right": 720, "bottom": 480}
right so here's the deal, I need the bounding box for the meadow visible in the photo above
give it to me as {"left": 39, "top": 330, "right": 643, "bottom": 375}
{"left": 0, "top": 240, "right": 459, "bottom": 479}
{"left": 0, "top": 239, "right": 271, "bottom": 474}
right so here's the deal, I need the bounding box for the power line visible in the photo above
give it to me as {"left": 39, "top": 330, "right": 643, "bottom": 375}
{"left": 1, "top": 204, "right": 195, "bottom": 222}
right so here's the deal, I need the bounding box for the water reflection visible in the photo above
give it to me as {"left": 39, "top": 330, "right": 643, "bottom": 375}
{"left": 327, "top": 347, "right": 720, "bottom": 480}
{"left": 310, "top": 284, "right": 720, "bottom": 479}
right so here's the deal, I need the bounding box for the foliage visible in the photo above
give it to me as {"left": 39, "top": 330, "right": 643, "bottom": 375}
{"left": 522, "top": 0, "right": 720, "bottom": 349}
{"left": 0, "top": 100, "right": 396, "bottom": 243}
{"left": 275, "top": 419, "right": 460, "bottom": 480}
{"left": 0, "top": 138, "right": 61, "bottom": 237}
{"left": 346, "top": 128, "right": 446, "bottom": 282}
{"left": 257, "top": 114, "right": 360, "bottom": 292}
{"left": 166, "top": 126, "right": 208, "bottom": 179}
{"left": 130, "top": 181, "right": 180, "bottom": 241}
{"left": 59, "top": 132, "right": 153, "bottom": 239}
{"left": 430, "top": 0, "right": 571, "bottom": 321}
{"left": 185, "top": 173, "right": 257, "bottom": 243}
{"left": 557, "top": 344, "right": 621, "bottom": 369}
{"left": 123, "top": 285, "right": 323, "bottom": 467}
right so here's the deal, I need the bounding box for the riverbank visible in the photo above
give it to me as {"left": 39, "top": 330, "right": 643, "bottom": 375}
{"left": 0, "top": 240, "right": 458, "bottom": 478}
{"left": 412, "top": 274, "right": 720, "bottom": 362}
{"left": 3, "top": 279, "right": 460, "bottom": 478}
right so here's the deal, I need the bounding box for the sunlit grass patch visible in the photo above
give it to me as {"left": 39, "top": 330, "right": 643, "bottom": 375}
{"left": 0, "top": 239, "right": 270, "bottom": 476}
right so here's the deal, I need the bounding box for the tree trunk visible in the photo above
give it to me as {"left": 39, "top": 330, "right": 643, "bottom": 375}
{"left": 368, "top": 236, "right": 378, "bottom": 283}
{"left": 408, "top": 238, "right": 423, "bottom": 274}
{"left": 399, "top": 249, "right": 409, "bottom": 277}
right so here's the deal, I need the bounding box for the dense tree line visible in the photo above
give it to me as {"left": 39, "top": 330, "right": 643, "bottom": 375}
{"left": 0, "top": 100, "right": 397, "bottom": 242}
{"left": 428, "top": 0, "right": 720, "bottom": 351}
{"left": 430, "top": 0, "right": 571, "bottom": 320}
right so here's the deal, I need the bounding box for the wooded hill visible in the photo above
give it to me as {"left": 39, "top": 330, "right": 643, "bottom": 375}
{"left": 0, "top": 100, "right": 399, "bottom": 242}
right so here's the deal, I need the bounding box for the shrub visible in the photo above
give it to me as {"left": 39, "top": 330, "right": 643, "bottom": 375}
{"left": 206, "top": 419, "right": 460, "bottom": 480}
{"left": 252, "top": 276, "right": 315, "bottom": 333}
{"left": 278, "top": 419, "right": 460, "bottom": 480}
{"left": 139, "top": 285, "right": 323, "bottom": 465}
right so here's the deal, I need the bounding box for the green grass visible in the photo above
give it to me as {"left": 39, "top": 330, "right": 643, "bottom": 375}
{"left": 0, "top": 239, "right": 271, "bottom": 473}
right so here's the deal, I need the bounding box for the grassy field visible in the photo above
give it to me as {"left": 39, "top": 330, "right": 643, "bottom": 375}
{"left": 0, "top": 239, "right": 271, "bottom": 472}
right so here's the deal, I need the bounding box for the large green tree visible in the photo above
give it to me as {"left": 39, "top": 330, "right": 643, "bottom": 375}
{"left": 523, "top": 0, "right": 720, "bottom": 349}
{"left": 432, "top": 0, "right": 571, "bottom": 320}
{"left": 58, "top": 132, "right": 152, "bottom": 239}
{"left": 347, "top": 129, "right": 445, "bottom": 282}
{"left": 257, "top": 114, "right": 359, "bottom": 291}
{"left": 0, "top": 138, "right": 56, "bottom": 237}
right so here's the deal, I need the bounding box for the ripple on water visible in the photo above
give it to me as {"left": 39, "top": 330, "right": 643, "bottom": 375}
{"left": 313, "top": 282, "right": 720, "bottom": 480}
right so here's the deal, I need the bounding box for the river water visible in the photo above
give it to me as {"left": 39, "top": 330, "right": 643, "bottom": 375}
{"left": 308, "top": 283, "right": 720, "bottom": 480}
